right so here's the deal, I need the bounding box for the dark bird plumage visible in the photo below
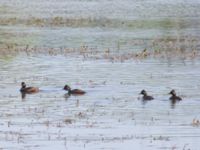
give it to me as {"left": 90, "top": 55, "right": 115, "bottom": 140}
{"left": 169, "top": 90, "right": 182, "bottom": 101}
{"left": 64, "top": 84, "right": 86, "bottom": 95}
{"left": 140, "top": 90, "right": 154, "bottom": 100}
{"left": 20, "top": 82, "right": 39, "bottom": 93}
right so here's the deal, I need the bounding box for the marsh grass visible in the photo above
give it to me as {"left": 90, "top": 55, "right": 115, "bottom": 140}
{"left": 0, "top": 16, "right": 196, "bottom": 29}
{"left": 0, "top": 36, "right": 199, "bottom": 62}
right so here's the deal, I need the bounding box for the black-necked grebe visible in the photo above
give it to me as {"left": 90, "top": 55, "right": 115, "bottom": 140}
{"left": 64, "top": 84, "right": 86, "bottom": 95}
{"left": 20, "top": 82, "right": 39, "bottom": 93}
{"left": 169, "top": 90, "right": 182, "bottom": 101}
{"left": 140, "top": 90, "right": 154, "bottom": 100}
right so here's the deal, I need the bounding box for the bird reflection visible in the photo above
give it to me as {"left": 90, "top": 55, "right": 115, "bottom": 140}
{"left": 141, "top": 99, "right": 148, "bottom": 105}
{"left": 21, "top": 92, "right": 26, "bottom": 100}
{"left": 64, "top": 93, "right": 71, "bottom": 100}
{"left": 170, "top": 99, "right": 179, "bottom": 109}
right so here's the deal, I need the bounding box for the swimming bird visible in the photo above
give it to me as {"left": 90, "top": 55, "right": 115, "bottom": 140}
{"left": 63, "top": 84, "right": 86, "bottom": 95}
{"left": 140, "top": 90, "right": 154, "bottom": 100}
{"left": 169, "top": 90, "right": 182, "bottom": 101}
{"left": 20, "top": 82, "right": 39, "bottom": 93}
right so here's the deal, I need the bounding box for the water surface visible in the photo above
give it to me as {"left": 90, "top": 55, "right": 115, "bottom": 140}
{"left": 0, "top": 0, "right": 200, "bottom": 150}
{"left": 0, "top": 55, "right": 200, "bottom": 149}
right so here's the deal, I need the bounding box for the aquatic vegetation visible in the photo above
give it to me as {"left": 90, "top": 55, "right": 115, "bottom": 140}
{"left": 0, "top": 36, "right": 199, "bottom": 62}
{"left": 152, "top": 136, "right": 170, "bottom": 141}
{"left": 0, "top": 16, "right": 198, "bottom": 30}
{"left": 0, "top": 1, "right": 200, "bottom": 149}
{"left": 192, "top": 119, "right": 200, "bottom": 127}
{"left": 64, "top": 118, "right": 73, "bottom": 124}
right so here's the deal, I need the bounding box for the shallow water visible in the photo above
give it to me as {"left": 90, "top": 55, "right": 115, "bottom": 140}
{"left": 0, "top": 55, "right": 200, "bottom": 150}
{"left": 1, "top": 0, "right": 200, "bottom": 150}
{"left": 0, "top": 0, "right": 200, "bottom": 49}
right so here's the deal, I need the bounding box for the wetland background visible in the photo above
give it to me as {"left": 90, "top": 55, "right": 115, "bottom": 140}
{"left": 0, "top": 0, "right": 200, "bottom": 149}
